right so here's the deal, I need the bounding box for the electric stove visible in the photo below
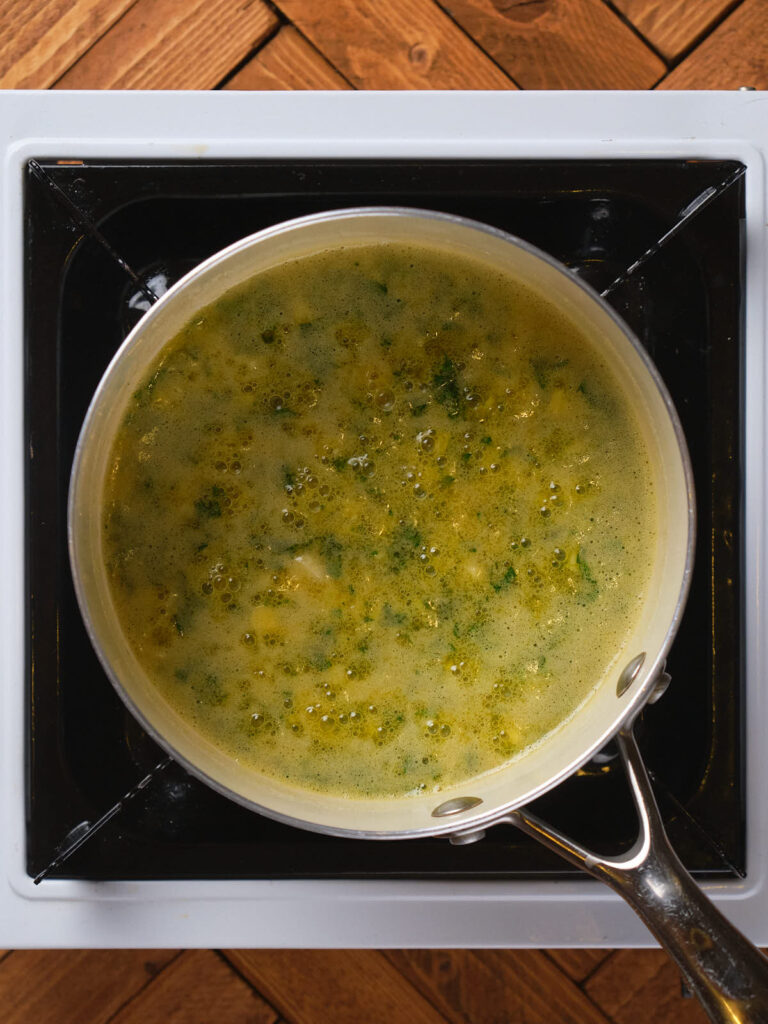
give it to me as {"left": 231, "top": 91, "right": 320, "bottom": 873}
{"left": 2, "top": 90, "right": 767, "bottom": 948}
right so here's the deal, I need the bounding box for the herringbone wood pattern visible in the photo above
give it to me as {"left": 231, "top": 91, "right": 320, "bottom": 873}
{"left": 3, "top": 0, "right": 767, "bottom": 1019}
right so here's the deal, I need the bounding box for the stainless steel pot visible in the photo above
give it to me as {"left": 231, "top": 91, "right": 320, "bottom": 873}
{"left": 68, "top": 208, "right": 768, "bottom": 1022}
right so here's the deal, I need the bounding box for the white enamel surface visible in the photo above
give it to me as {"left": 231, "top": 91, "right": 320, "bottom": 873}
{"left": 1, "top": 90, "right": 766, "bottom": 949}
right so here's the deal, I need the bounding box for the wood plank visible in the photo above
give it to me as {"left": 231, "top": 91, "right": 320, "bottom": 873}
{"left": 55, "top": 0, "right": 278, "bottom": 90}
{"left": 224, "top": 26, "right": 349, "bottom": 91}
{"left": 0, "top": 0, "right": 137, "bottom": 89}
{"left": 0, "top": 949, "right": 179, "bottom": 1024}
{"left": 386, "top": 949, "right": 613, "bottom": 1024}
{"left": 270, "top": 0, "right": 515, "bottom": 90}
{"left": 546, "top": 948, "right": 613, "bottom": 983}
{"left": 435, "top": 0, "right": 664, "bottom": 89}
{"left": 225, "top": 949, "right": 451, "bottom": 1024}
{"left": 658, "top": 0, "right": 768, "bottom": 89}
{"left": 612, "top": 0, "right": 741, "bottom": 61}
{"left": 112, "top": 950, "right": 277, "bottom": 1024}
{"left": 585, "top": 949, "right": 709, "bottom": 1024}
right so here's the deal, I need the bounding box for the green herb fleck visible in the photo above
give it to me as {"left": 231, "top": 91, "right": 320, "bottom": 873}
{"left": 577, "top": 379, "right": 612, "bottom": 412}
{"left": 194, "top": 484, "right": 225, "bottom": 520}
{"left": 432, "top": 355, "right": 462, "bottom": 417}
{"left": 132, "top": 365, "right": 168, "bottom": 407}
{"left": 196, "top": 672, "right": 227, "bottom": 706}
{"left": 319, "top": 536, "right": 343, "bottom": 578}
{"left": 491, "top": 565, "right": 517, "bottom": 592}
{"left": 576, "top": 550, "right": 599, "bottom": 601}
{"left": 387, "top": 523, "right": 422, "bottom": 571}
{"left": 382, "top": 603, "right": 408, "bottom": 627}
{"left": 531, "top": 356, "right": 569, "bottom": 389}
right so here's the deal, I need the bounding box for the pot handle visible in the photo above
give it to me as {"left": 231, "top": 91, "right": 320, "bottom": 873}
{"left": 504, "top": 726, "right": 768, "bottom": 1024}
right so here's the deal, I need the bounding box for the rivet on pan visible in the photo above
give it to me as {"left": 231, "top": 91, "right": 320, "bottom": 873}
{"left": 432, "top": 796, "right": 483, "bottom": 818}
{"left": 647, "top": 664, "right": 672, "bottom": 705}
{"left": 616, "top": 652, "right": 646, "bottom": 697}
{"left": 449, "top": 829, "right": 487, "bottom": 846}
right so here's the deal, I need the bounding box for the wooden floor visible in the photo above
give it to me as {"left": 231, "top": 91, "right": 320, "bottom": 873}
{"left": 0, "top": 946, "right": 730, "bottom": 1023}
{"left": 1, "top": 0, "right": 768, "bottom": 91}
{"left": 3, "top": 0, "right": 768, "bottom": 1021}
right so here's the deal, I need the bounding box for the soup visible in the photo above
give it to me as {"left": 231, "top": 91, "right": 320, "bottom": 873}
{"left": 102, "top": 243, "right": 655, "bottom": 798}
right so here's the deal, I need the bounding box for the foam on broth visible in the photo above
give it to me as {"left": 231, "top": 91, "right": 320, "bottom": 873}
{"left": 102, "top": 243, "right": 655, "bottom": 798}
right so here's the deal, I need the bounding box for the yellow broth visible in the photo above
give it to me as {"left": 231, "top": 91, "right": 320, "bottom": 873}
{"left": 103, "top": 243, "right": 655, "bottom": 798}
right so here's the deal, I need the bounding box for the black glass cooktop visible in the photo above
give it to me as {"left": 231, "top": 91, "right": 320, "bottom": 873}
{"left": 25, "top": 157, "right": 745, "bottom": 881}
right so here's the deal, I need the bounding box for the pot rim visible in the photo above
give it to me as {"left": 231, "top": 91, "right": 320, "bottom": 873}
{"left": 68, "top": 205, "right": 696, "bottom": 839}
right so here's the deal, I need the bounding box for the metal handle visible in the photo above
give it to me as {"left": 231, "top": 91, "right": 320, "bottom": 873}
{"left": 503, "top": 726, "right": 768, "bottom": 1024}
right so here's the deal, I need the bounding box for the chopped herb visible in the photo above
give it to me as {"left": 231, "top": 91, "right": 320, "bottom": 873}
{"left": 481, "top": 436, "right": 492, "bottom": 445}
{"left": 382, "top": 603, "right": 408, "bottom": 627}
{"left": 194, "top": 484, "right": 226, "bottom": 519}
{"left": 196, "top": 672, "right": 227, "bottom": 706}
{"left": 387, "top": 523, "right": 422, "bottom": 571}
{"left": 432, "top": 355, "right": 462, "bottom": 417}
{"left": 372, "top": 280, "right": 388, "bottom": 295}
{"left": 331, "top": 456, "right": 348, "bottom": 472}
{"left": 531, "top": 356, "right": 569, "bottom": 389}
{"left": 172, "top": 615, "right": 184, "bottom": 637}
{"left": 380, "top": 337, "right": 393, "bottom": 349}
{"left": 461, "top": 452, "right": 472, "bottom": 463}
{"left": 319, "top": 535, "right": 343, "bottom": 578}
{"left": 491, "top": 565, "right": 517, "bottom": 592}
{"left": 440, "top": 475, "right": 455, "bottom": 488}
{"left": 261, "top": 325, "right": 289, "bottom": 345}
{"left": 577, "top": 379, "right": 612, "bottom": 412}
{"left": 410, "top": 402, "right": 428, "bottom": 417}
{"left": 132, "top": 365, "right": 168, "bottom": 407}
{"left": 282, "top": 538, "right": 314, "bottom": 555}
{"left": 576, "top": 550, "right": 599, "bottom": 601}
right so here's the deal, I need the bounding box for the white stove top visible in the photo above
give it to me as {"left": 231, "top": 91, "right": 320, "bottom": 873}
{"left": 2, "top": 89, "right": 767, "bottom": 949}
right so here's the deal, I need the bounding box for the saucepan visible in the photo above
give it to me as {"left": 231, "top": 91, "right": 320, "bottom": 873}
{"left": 68, "top": 208, "right": 768, "bottom": 1022}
